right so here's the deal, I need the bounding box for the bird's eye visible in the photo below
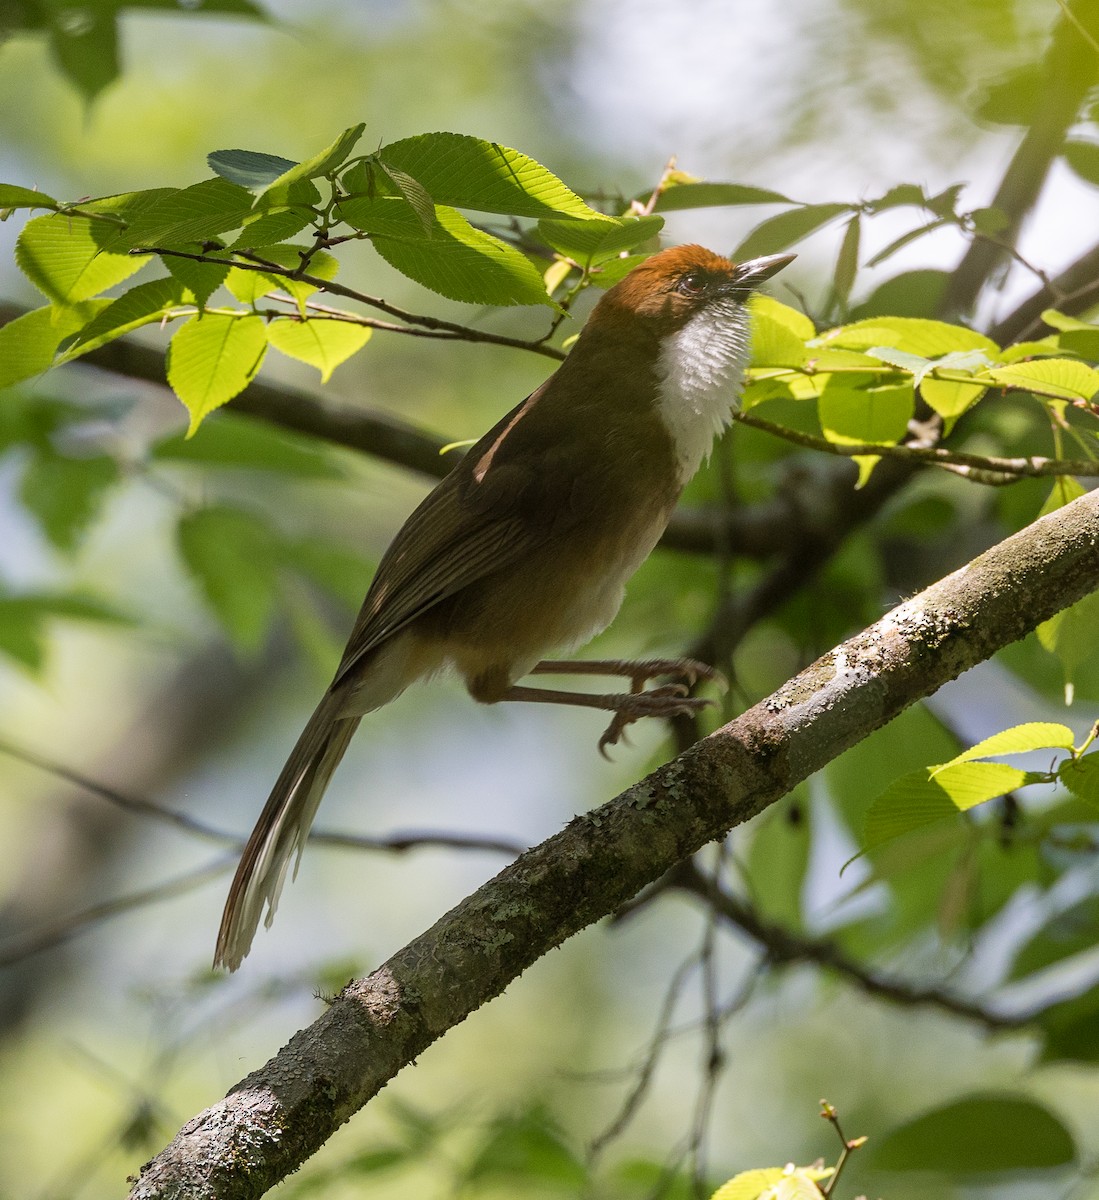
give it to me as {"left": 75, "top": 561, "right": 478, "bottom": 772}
{"left": 677, "top": 271, "right": 706, "bottom": 296}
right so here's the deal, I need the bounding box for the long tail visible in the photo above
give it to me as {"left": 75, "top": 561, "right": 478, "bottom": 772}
{"left": 214, "top": 689, "right": 360, "bottom": 971}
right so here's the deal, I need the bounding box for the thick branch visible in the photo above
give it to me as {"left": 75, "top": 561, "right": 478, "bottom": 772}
{"left": 129, "top": 487, "right": 1099, "bottom": 1199}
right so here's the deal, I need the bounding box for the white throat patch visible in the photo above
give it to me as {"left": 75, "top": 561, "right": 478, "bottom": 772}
{"left": 655, "top": 302, "right": 752, "bottom": 486}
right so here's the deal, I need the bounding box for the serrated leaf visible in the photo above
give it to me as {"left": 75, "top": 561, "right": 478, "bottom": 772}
{"left": 936, "top": 722, "right": 1075, "bottom": 769}
{"left": 230, "top": 206, "right": 315, "bottom": 249}
{"left": 166, "top": 313, "right": 267, "bottom": 434}
{"left": 1041, "top": 309, "right": 1096, "bottom": 333}
{"left": 151, "top": 411, "right": 343, "bottom": 479}
{"left": 982, "top": 359, "right": 1099, "bottom": 402}
{"left": 920, "top": 377, "right": 988, "bottom": 423}
{"left": 0, "top": 183, "right": 58, "bottom": 210}
{"left": 750, "top": 294, "right": 815, "bottom": 340}
{"left": 819, "top": 383, "right": 912, "bottom": 447}
{"left": 378, "top": 132, "right": 601, "bottom": 220}
{"left": 119, "top": 178, "right": 254, "bottom": 249}
{"left": 177, "top": 506, "right": 281, "bottom": 652}
{"left": 164, "top": 254, "right": 229, "bottom": 308}
{"left": 537, "top": 214, "right": 664, "bottom": 265}
{"left": 864, "top": 762, "right": 1032, "bottom": 849}
{"left": 16, "top": 214, "right": 149, "bottom": 304}
{"left": 260, "top": 124, "right": 366, "bottom": 198}
{"left": 1058, "top": 754, "right": 1099, "bottom": 808}
{"left": 650, "top": 181, "right": 794, "bottom": 210}
{"left": 377, "top": 162, "right": 435, "bottom": 231}
{"left": 750, "top": 312, "right": 807, "bottom": 368}
{"left": 266, "top": 318, "right": 371, "bottom": 382}
{"left": 820, "top": 317, "right": 998, "bottom": 357}
{"left": 0, "top": 302, "right": 108, "bottom": 388}
{"left": 343, "top": 196, "right": 552, "bottom": 306}
{"left": 710, "top": 1168, "right": 787, "bottom": 1200}
{"left": 207, "top": 148, "right": 299, "bottom": 189}
{"left": 57, "top": 277, "right": 189, "bottom": 362}
{"left": 831, "top": 214, "right": 860, "bottom": 309}
{"left": 225, "top": 244, "right": 337, "bottom": 307}
{"left": 869, "top": 1094, "right": 1075, "bottom": 1174}
{"left": 866, "top": 346, "right": 930, "bottom": 374}
{"left": 733, "top": 203, "right": 851, "bottom": 260}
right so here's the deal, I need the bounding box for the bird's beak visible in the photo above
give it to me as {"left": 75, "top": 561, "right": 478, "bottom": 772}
{"left": 733, "top": 252, "right": 797, "bottom": 289}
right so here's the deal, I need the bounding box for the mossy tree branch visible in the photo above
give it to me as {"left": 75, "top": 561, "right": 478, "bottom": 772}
{"left": 129, "top": 487, "right": 1099, "bottom": 1200}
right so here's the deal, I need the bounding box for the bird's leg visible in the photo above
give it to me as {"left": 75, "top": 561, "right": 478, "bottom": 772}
{"left": 507, "top": 659, "right": 725, "bottom": 757}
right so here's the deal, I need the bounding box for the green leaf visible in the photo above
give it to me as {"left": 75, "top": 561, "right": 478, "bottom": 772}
{"left": 266, "top": 318, "right": 371, "bottom": 382}
{"left": 750, "top": 312, "right": 807, "bottom": 369}
{"left": 1010, "top": 894, "right": 1099, "bottom": 981}
{"left": 0, "top": 302, "right": 108, "bottom": 388}
{"left": 865, "top": 346, "right": 930, "bottom": 374}
{"left": 831, "top": 214, "right": 860, "bottom": 310}
{"left": 225, "top": 244, "right": 337, "bottom": 308}
{"left": 588, "top": 253, "right": 649, "bottom": 288}
{"left": 864, "top": 183, "right": 929, "bottom": 211}
{"left": 1064, "top": 140, "right": 1099, "bottom": 188}
{"left": 177, "top": 506, "right": 280, "bottom": 652}
{"left": 16, "top": 214, "right": 149, "bottom": 304}
{"left": 461, "top": 1108, "right": 585, "bottom": 1189}
{"left": 750, "top": 294, "right": 815, "bottom": 341}
{"left": 164, "top": 255, "right": 229, "bottom": 308}
{"left": 1040, "top": 309, "right": 1096, "bottom": 333}
{"left": 56, "top": 277, "right": 189, "bottom": 362}
{"left": 119, "top": 178, "right": 255, "bottom": 249}
{"left": 19, "top": 450, "right": 119, "bottom": 552}
{"left": 1037, "top": 589, "right": 1099, "bottom": 705}
{"left": 869, "top": 1094, "right": 1076, "bottom": 1174}
{"left": 260, "top": 124, "right": 366, "bottom": 199}
{"left": 537, "top": 214, "right": 664, "bottom": 265}
{"left": 650, "top": 182, "right": 793, "bottom": 211}
{"left": 378, "top": 132, "right": 602, "bottom": 219}
{"left": 283, "top": 539, "right": 373, "bottom": 609}
{"left": 1058, "top": 753, "right": 1099, "bottom": 808}
{"left": 919, "top": 376, "right": 987, "bottom": 422}
{"left": 732, "top": 203, "right": 851, "bottom": 260}
{"left": 981, "top": 359, "right": 1099, "bottom": 402}
{"left": 207, "top": 149, "right": 299, "bottom": 189}
{"left": 151, "top": 411, "right": 343, "bottom": 479}
{"left": 342, "top": 196, "right": 552, "bottom": 307}
{"left": 377, "top": 162, "right": 435, "bottom": 231}
{"left": 0, "top": 183, "right": 58, "bottom": 211}
{"left": 819, "top": 383, "right": 912, "bottom": 447}
{"left": 230, "top": 206, "right": 315, "bottom": 250}
{"left": 937, "top": 722, "right": 1076, "bottom": 769}
{"left": 1039, "top": 474, "right": 1088, "bottom": 517}
{"left": 166, "top": 313, "right": 267, "bottom": 434}
{"left": 864, "top": 762, "right": 1033, "bottom": 849}
{"left": 820, "top": 317, "right": 998, "bottom": 357}
{"left": 47, "top": 4, "right": 119, "bottom": 101}
{"left": 1039, "top": 986, "right": 1099, "bottom": 1063}
{"left": 710, "top": 1168, "right": 791, "bottom": 1200}
{"left": 0, "top": 590, "right": 129, "bottom": 674}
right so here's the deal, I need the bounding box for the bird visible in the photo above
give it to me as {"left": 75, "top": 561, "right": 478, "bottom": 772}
{"left": 214, "top": 244, "right": 795, "bottom": 970}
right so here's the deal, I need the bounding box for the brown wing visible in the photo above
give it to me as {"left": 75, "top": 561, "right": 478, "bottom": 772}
{"left": 333, "top": 381, "right": 569, "bottom": 684}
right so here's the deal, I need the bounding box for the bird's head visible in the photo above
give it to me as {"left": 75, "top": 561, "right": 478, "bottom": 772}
{"left": 602, "top": 244, "right": 794, "bottom": 332}
{"left": 578, "top": 244, "right": 795, "bottom": 485}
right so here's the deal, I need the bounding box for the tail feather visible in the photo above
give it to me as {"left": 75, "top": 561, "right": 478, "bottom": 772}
{"left": 215, "top": 691, "right": 360, "bottom": 971}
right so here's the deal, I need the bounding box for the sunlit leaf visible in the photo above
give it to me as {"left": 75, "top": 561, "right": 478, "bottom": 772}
{"left": 870, "top": 1094, "right": 1075, "bottom": 1173}
{"left": 118, "top": 177, "right": 254, "bottom": 249}
{"left": 537, "top": 214, "right": 664, "bottom": 265}
{"left": 820, "top": 317, "right": 998, "bottom": 357}
{"left": 16, "top": 214, "right": 149, "bottom": 304}
{"left": 266, "top": 318, "right": 371, "bottom": 382}
{"left": 750, "top": 293, "right": 815, "bottom": 340}
{"left": 1058, "top": 753, "right": 1099, "bottom": 808}
{"left": 166, "top": 313, "right": 267, "bottom": 433}
{"left": 831, "top": 214, "right": 860, "bottom": 310}
{"left": 0, "top": 301, "right": 108, "bottom": 388}
{"left": 259, "top": 124, "right": 366, "bottom": 203}
{"left": 0, "top": 183, "right": 58, "bottom": 211}
{"left": 936, "top": 722, "right": 1076, "bottom": 769}
{"left": 57, "top": 277, "right": 189, "bottom": 362}
{"left": 819, "top": 383, "right": 912, "bottom": 447}
{"left": 710, "top": 1168, "right": 788, "bottom": 1200}
{"left": 650, "top": 181, "right": 793, "bottom": 210}
{"left": 982, "top": 359, "right": 1099, "bottom": 402}
{"left": 379, "top": 132, "right": 602, "bottom": 219}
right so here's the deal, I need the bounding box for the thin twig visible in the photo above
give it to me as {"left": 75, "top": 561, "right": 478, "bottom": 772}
{"left": 735, "top": 411, "right": 1099, "bottom": 480}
